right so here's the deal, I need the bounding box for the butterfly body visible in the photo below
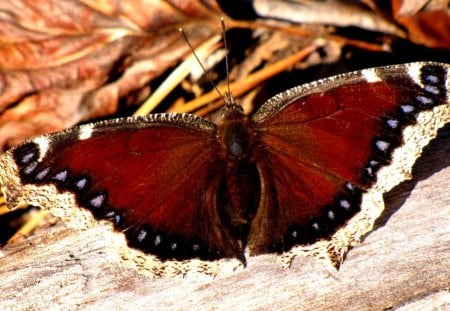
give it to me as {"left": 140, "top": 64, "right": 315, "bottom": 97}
{"left": 1, "top": 62, "right": 449, "bottom": 275}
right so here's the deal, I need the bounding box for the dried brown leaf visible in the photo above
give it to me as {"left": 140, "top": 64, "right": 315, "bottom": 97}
{"left": 0, "top": 0, "right": 222, "bottom": 149}
{"left": 391, "top": 0, "right": 450, "bottom": 50}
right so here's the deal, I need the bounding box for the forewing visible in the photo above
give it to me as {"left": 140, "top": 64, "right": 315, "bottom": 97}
{"left": 0, "top": 114, "right": 240, "bottom": 261}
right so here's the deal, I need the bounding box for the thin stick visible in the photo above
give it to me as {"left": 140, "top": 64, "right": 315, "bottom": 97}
{"left": 8, "top": 209, "right": 48, "bottom": 244}
{"left": 169, "top": 43, "right": 319, "bottom": 114}
{"left": 134, "top": 35, "right": 220, "bottom": 116}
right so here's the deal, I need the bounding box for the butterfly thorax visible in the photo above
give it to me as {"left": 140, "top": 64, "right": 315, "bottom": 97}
{"left": 218, "top": 100, "right": 253, "bottom": 162}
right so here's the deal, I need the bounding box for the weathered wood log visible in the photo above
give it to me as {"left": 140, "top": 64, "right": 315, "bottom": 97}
{"left": 0, "top": 126, "right": 449, "bottom": 310}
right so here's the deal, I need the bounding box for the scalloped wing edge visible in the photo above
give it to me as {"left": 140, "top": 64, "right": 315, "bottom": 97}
{"left": 0, "top": 158, "right": 243, "bottom": 278}
{"left": 278, "top": 102, "right": 450, "bottom": 269}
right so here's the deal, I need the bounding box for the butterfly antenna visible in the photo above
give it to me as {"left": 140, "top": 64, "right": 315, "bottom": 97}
{"left": 220, "top": 17, "right": 232, "bottom": 100}
{"left": 179, "top": 27, "right": 225, "bottom": 100}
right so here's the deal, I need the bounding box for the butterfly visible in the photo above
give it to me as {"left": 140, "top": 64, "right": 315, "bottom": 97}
{"left": 0, "top": 61, "right": 448, "bottom": 275}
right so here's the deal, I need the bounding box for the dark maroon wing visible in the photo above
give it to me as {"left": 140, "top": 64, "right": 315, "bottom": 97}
{"left": 8, "top": 114, "right": 240, "bottom": 261}
{"left": 248, "top": 62, "right": 449, "bottom": 254}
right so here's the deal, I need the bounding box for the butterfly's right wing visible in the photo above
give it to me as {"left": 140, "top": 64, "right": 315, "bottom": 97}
{"left": 248, "top": 62, "right": 449, "bottom": 255}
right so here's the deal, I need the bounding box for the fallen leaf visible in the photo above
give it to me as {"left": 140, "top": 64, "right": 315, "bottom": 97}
{"left": 0, "top": 0, "right": 222, "bottom": 149}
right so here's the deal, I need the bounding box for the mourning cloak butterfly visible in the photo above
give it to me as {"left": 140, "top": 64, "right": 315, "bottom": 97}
{"left": 0, "top": 62, "right": 449, "bottom": 276}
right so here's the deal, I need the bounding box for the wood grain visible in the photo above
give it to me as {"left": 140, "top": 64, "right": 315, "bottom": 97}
{"left": 0, "top": 125, "right": 449, "bottom": 310}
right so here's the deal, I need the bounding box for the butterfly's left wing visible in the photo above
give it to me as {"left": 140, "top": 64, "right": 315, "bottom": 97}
{"left": 247, "top": 62, "right": 449, "bottom": 254}
{"left": 0, "top": 114, "right": 243, "bottom": 262}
